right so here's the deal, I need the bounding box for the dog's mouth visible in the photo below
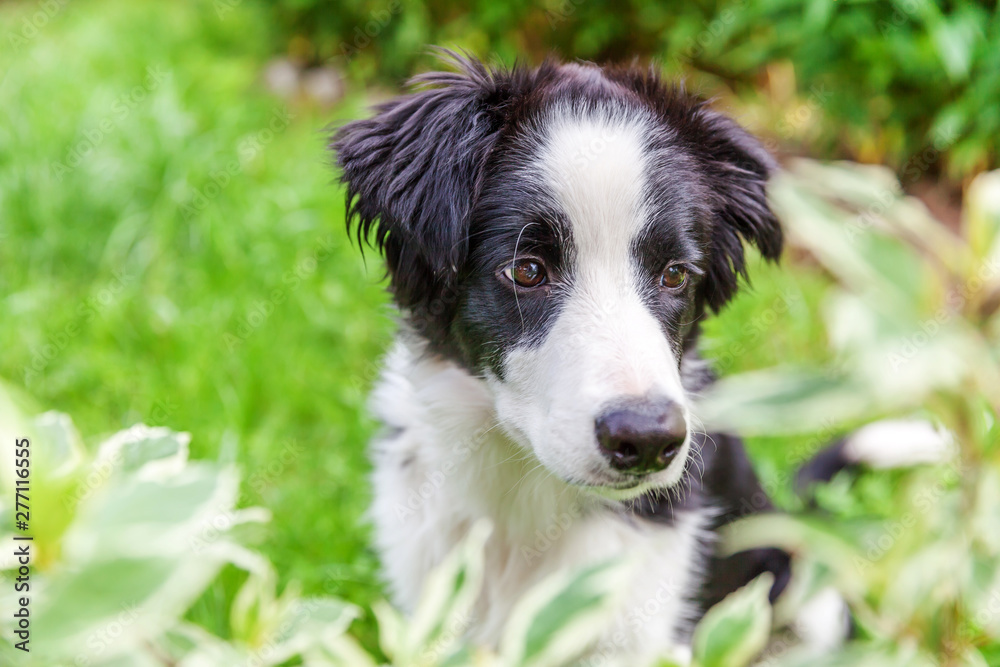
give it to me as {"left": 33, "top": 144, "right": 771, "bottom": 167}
{"left": 584, "top": 478, "right": 666, "bottom": 502}
{"left": 606, "top": 479, "right": 644, "bottom": 490}
{"left": 582, "top": 465, "right": 666, "bottom": 488}
{"left": 569, "top": 470, "right": 663, "bottom": 500}
{"left": 563, "top": 447, "right": 692, "bottom": 499}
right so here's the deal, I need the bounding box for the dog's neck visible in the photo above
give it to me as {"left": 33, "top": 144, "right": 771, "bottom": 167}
{"left": 370, "top": 334, "right": 599, "bottom": 538}
{"left": 368, "top": 328, "right": 714, "bottom": 529}
{"left": 367, "top": 333, "right": 712, "bottom": 651}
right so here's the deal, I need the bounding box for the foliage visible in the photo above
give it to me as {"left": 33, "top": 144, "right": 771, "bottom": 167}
{"left": 0, "top": 387, "right": 775, "bottom": 666}
{"left": 0, "top": 0, "right": 392, "bottom": 645}
{"left": 691, "top": 573, "right": 773, "bottom": 667}
{"left": 265, "top": 0, "right": 1000, "bottom": 181}
{"left": 0, "top": 0, "right": 836, "bottom": 648}
{"left": 701, "top": 160, "right": 1000, "bottom": 664}
{"left": 0, "top": 386, "right": 358, "bottom": 666}
{"left": 5, "top": 0, "right": 999, "bottom": 664}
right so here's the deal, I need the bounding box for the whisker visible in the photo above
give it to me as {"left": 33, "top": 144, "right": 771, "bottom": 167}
{"left": 511, "top": 221, "right": 537, "bottom": 334}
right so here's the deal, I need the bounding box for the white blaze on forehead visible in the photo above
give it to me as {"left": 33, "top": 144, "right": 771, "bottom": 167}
{"left": 537, "top": 111, "right": 651, "bottom": 273}
{"left": 529, "top": 110, "right": 686, "bottom": 402}
{"left": 490, "top": 108, "right": 690, "bottom": 493}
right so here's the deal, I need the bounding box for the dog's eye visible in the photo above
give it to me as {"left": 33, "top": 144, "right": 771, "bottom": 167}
{"left": 659, "top": 265, "right": 688, "bottom": 290}
{"left": 503, "top": 259, "right": 547, "bottom": 288}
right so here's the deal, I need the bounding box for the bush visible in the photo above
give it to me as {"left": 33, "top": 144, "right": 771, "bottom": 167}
{"left": 700, "top": 160, "right": 1000, "bottom": 664}
{"left": 0, "top": 390, "right": 355, "bottom": 666}
{"left": 0, "top": 384, "right": 770, "bottom": 666}
{"left": 7, "top": 159, "right": 1000, "bottom": 663}
{"left": 268, "top": 0, "right": 1000, "bottom": 181}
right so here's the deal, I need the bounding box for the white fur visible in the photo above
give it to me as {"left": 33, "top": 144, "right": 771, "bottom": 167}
{"left": 843, "top": 419, "right": 954, "bottom": 469}
{"left": 490, "top": 110, "right": 691, "bottom": 493}
{"left": 370, "top": 338, "right": 710, "bottom": 659}
{"left": 367, "top": 113, "right": 709, "bottom": 660}
{"left": 791, "top": 586, "right": 849, "bottom": 652}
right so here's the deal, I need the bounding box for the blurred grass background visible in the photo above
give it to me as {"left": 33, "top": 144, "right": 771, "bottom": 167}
{"left": 1, "top": 0, "right": 996, "bottom": 646}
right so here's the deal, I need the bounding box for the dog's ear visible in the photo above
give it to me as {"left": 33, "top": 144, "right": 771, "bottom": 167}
{"left": 331, "top": 53, "right": 512, "bottom": 316}
{"left": 693, "top": 109, "right": 783, "bottom": 312}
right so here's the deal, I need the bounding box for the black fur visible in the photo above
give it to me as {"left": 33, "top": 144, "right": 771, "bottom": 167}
{"left": 331, "top": 52, "right": 783, "bottom": 370}
{"left": 331, "top": 52, "right": 793, "bottom": 626}
{"left": 332, "top": 52, "right": 517, "bottom": 350}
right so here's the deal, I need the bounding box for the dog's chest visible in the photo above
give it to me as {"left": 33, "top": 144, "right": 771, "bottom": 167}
{"left": 366, "top": 343, "right": 709, "bottom": 658}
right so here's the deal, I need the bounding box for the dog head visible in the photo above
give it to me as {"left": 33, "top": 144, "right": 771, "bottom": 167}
{"left": 332, "top": 53, "right": 781, "bottom": 499}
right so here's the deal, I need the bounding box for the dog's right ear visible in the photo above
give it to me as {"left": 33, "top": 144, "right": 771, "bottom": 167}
{"left": 331, "top": 52, "right": 514, "bottom": 317}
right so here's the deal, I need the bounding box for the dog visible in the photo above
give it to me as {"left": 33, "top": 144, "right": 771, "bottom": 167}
{"left": 330, "top": 52, "right": 936, "bottom": 661}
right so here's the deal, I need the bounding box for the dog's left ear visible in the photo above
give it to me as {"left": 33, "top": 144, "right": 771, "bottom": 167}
{"left": 331, "top": 53, "right": 513, "bottom": 319}
{"left": 693, "top": 109, "right": 783, "bottom": 312}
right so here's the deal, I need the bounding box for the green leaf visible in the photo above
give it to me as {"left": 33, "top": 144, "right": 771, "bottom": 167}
{"left": 266, "top": 596, "right": 361, "bottom": 664}
{"left": 697, "top": 368, "right": 871, "bottom": 436}
{"left": 95, "top": 423, "right": 191, "bottom": 478}
{"left": 0, "top": 382, "right": 43, "bottom": 488}
{"left": 372, "top": 600, "right": 405, "bottom": 661}
{"left": 35, "top": 556, "right": 173, "bottom": 643}
{"left": 63, "top": 465, "right": 242, "bottom": 561}
{"left": 33, "top": 411, "right": 86, "bottom": 477}
{"left": 881, "top": 541, "right": 967, "bottom": 634}
{"left": 769, "top": 161, "right": 936, "bottom": 308}
{"left": 929, "top": 18, "right": 977, "bottom": 81}
{"left": 692, "top": 573, "right": 773, "bottom": 667}
{"left": 966, "top": 170, "right": 1000, "bottom": 266}
{"left": 399, "top": 520, "right": 491, "bottom": 663}
{"left": 500, "top": 559, "right": 630, "bottom": 667}
{"left": 720, "top": 514, "right": 866, "bottom": 602}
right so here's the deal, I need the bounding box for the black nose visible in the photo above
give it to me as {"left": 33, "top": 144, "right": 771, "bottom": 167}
{"left": 595, "top": 399, "right": 687, "bottom": 474}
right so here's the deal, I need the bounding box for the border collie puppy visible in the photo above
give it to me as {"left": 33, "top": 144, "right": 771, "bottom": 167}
{"left": 332, "top": 52, "right": 801, "bottom": 660}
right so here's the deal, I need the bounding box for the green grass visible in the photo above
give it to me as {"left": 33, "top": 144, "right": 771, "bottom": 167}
{"left": 0, "top": 0, "right": 394, "bottom": 639}
{"left": 0, "top": 0, "right": 834, "bottom": 644}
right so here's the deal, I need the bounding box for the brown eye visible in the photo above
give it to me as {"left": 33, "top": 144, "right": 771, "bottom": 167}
{"left": 503, "top": 259, "right": 547, "bottom": 288}
{"left": 660, "top": 265, "right": 688, "bottom": 290}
